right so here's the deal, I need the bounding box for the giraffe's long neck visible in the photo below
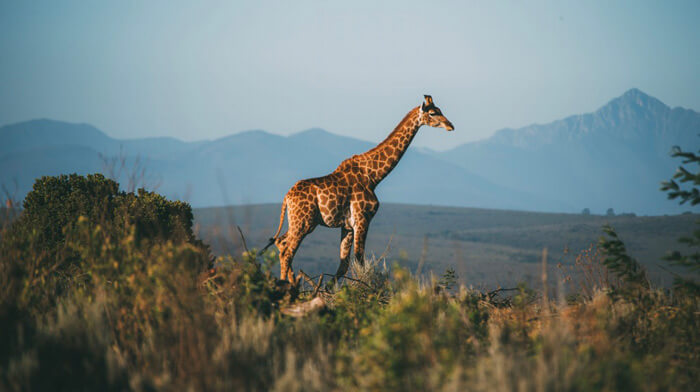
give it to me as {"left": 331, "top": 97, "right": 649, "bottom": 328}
{"left": 356, "top": 107, "right": 422, "bottom": 187}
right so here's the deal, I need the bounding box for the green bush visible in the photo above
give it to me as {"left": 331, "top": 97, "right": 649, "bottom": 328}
{"left": 0, "top": 174, "right": 208, "bottom": 311}
{"left": 660, "top": 146, "right": 700, "bottom": 294}
{"left": 7, "top": 173, "right": 201, "bottom": 253}
{"left": 344, "top": 269, "right": 489, "bottom": 391}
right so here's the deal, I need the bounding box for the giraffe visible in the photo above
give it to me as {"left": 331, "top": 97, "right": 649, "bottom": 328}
{"left": 267, "top": 95, "right": 454, "bottom": 282}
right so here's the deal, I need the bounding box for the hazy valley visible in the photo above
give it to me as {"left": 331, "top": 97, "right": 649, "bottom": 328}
{"left": 195, "top": 203, "right": 696, "bottom": 288}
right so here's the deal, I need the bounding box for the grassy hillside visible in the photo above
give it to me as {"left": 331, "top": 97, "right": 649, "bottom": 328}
{"left": 195, "top": 203, "right": 696, "bottom": 288}
{"left": 1, "top": 174, "right": 698, "bottom": 390}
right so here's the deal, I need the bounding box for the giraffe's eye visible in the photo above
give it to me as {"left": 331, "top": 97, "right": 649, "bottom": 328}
{"left": 429, "top": 111, "right": 436, "bottom": 116}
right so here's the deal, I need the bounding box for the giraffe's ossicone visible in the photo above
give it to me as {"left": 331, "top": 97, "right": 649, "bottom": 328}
{"left": 268, "top": 95, "right": 455, "bottom": 282}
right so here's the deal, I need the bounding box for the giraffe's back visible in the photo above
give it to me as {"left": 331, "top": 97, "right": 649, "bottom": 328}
{"left": 287, "top": 172, "right": 352, "bottom": 228}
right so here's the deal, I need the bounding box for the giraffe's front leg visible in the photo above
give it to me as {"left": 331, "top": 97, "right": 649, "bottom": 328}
{"left": 352, "top": 219, "right": 370, "bottom": 267}
{"left": 335, "top": 226, "right": 354, "bottom": 278}
{"left": 350, "top": 192, "right": 379, "bottom": 267}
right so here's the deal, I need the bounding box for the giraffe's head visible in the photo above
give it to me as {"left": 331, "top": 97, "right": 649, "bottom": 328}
{"left": 418, "top": 95, "right": 454, "bottom": 131}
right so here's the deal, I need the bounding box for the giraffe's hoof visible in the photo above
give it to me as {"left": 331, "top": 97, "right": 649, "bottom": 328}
{"left": 275, "top": 279, "right": 292, "bottom": 289}
{"left": 274, "top": 278, "right": 300, "bottom": 301}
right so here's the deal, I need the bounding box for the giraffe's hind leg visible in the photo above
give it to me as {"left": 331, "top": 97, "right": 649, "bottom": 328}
{"left": 334, "top": 226, "right": 354, "bottom": 279}
{"left": 278, "top": 233, "right": 302, "bottom": 282}
{"left": 277, "top": 232, "right": 305, "bottom": 282}
{"left": 276, "top": 215, "right": 318, "bottom": 282}
{"left": 274, "top": 233, "right": 289, "bottom": 278}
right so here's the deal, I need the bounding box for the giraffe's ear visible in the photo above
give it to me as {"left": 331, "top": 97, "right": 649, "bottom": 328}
{"left": 423, "top": 95, "right": 434, "bottom": 106}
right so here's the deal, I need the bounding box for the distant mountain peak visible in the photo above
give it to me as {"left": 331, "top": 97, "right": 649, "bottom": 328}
{"left": 622, "top": 87, "right": 646, "bottom": 98}
{"left": 211, "top": 129, "right": 278, "bottom": 144}
{"left": 603, "top": 88, "right": 668, "bottom": 113}
{"left": 292, "top": 128, "right": 333, "bottom": 137}
{"left": 236, "top": 129, "right": 270, "bottom": 136}
{"left": 476, "top": 88, "right": 695, "bottom": 149}
{"left": 1, "top": 118, "right": 104, "bottom": 134}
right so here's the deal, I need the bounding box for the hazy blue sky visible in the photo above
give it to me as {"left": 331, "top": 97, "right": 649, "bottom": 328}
{"left": 1, "top": 1, "right": 699, "bottom": 150}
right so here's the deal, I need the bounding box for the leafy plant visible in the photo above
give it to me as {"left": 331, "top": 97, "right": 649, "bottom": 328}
{"left": 660, "top": 146, "right": 700, "bottom": 294}
{"left": 8, "top": 173, "right": 201, "bottom": 253}
{"left": 438, "top": 267, "right": 458, "bottom": 291}
{"left": 598, "top": 224, "right": 650, "bottom": 295}
{"left": 661, "top": 146, "right": 700, "bottom": 206}
{"left": 0, "top": 174, "right": 208, "bottom": 313}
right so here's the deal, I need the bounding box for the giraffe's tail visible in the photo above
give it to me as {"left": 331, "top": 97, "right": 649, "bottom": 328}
{"left": 259, "top": 197, "right": 287, "bottom": 255}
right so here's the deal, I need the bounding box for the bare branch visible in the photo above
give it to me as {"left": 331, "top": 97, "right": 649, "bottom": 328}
{"left": 236, "top": 225, "right": 250, "bottom": 254}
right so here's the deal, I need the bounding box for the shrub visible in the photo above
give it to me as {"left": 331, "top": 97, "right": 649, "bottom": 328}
{"left": 6, "top": 173, "right": 201, "bottom": 254}
{"left": 0, "top": 174, "right": 207, "bottom": 311}
{"left": 660, "top": 146, "right": 700, "bottom": 294}
{"left": 346, "top": 268, "right": 488, "bottom": 391}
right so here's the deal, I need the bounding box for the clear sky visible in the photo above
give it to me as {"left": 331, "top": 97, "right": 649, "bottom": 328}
{"left": 1, "top": 1, "right": 699, "bottom": 150}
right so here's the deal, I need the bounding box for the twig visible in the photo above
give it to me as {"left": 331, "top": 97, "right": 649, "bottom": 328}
{"left": 299, "top": 289, "right": 330, "bottom": 295}
{"left": 216, "top": 169, "right": 240, "bottom": 256}
{"left": 487, "top": 287, "right": 520, "bottom": 299}
{"left": 379, "top": 232, "right": 394, "bottom": 260}
{"left": 258, "top": 238, "right": 275, "bottom": 256}
{"left": 321, "top": 273, "right": 374, "bottom": 291}
{"left": 656, "top": 263, "right": 684, "bottom": 278}
{"left": 236, "top": 225, "right": 249, "bottom": 254}
{"left": 299, "top": 269, "right": 317, "bottom": 291}
{"left": 416, "top": 235, "right": 428, "bottom": 276}
{"left": 313, "top": 274, "right": 324, "bottom": 297}
{"left": 541, "top": 247, "right": 549, "bottom": 307}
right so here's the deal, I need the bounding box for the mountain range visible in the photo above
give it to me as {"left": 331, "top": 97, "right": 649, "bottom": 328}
{"left": 1, "top": 89, "right": 698, "bottom": 215}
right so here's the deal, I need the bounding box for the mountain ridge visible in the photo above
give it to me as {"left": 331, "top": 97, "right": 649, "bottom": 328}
{"left": 3, "top": 88, "right": 696, "bottom": 153}
{"left": 2, "top": 89, "right": 698, "bottom": 214}
{"left": 439, "top": 89, "right": 700, "bottom": 214}
{"left": 482, "top": 88, "right": 697, "bottom": 147}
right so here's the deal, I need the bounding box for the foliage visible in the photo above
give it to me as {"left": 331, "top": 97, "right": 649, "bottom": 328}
{"left": 6, "top": 173, "right": 201, "bottom": 253}
{"left": 320, "top": 258, "right": 390, "bottom": 342}
{"left": 661, "top": 146, "right": 700, "bottom": 206}
{"left": 598, "top": 224, "right": 650, "bottom": 296}
{"left": 438, "top": 267, "right": 458, "bottom": 292}
{"left": 347, "top": 271, "right": 488, "bottom": 391}
{"left": 201, "top": 251, "right": 282, "bottom": 319}
{"left": 1, "top": 174, "right": 207, "bottom": 310}
{"left": 660, "top": 146, "right": 700, "bottom": 294}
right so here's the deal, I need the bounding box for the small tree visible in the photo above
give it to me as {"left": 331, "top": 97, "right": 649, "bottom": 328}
{"left": 4, "top": 173, "right": 205, "bottom": 267}
{"left": 599, "top": 224, "right": 649, "bottom": 297}
{"left": 660, "top": 146, "right": 700, "bottom": 294}
{"left": 19, "top": 173, "right": 120, "bottom": 250}
{"left": 606, "top": 208, "right": 615, "bottom": 217}
{"left": 1, "top": 173, "right": 209, "bottom": 311}
{"left": 599, "top": 145, "right": 700, "bottom": 296}
{"left": 581, "top": 208, "right": 591, "bottom": 215}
